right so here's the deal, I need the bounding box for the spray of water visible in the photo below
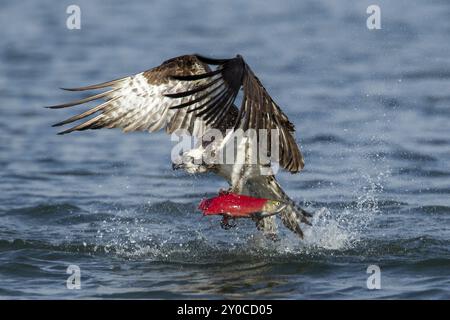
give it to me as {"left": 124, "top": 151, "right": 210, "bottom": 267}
{"left": 89, "top": 136, "right": 391, "bottom": 260}
{"left": 299, "top": 134, "right": 390, "bottom": 251}
{"left": 302, "top": 170, "right": 387, "bottom": 250}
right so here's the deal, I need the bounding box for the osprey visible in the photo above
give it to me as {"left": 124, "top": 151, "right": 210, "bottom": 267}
{"left": 48, "top": 54, "right": 312, "bottom": 239}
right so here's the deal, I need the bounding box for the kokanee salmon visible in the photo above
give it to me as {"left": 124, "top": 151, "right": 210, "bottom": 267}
{"left": 198, "top": 192, "right": 287, "bottom": 219}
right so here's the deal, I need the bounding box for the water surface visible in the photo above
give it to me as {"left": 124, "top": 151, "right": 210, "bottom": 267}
{"left": 0, "top": 0, "right": 449, "bottom": 299}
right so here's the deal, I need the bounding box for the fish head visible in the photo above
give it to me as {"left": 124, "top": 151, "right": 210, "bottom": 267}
{"left": 262, "top": 200, "right": 287, "bottom": 215}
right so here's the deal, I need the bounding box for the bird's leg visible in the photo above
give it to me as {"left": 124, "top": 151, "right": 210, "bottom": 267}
{"left": 229, "top": 160, "right": 246, "bottom": 194}
{"left": 230, "top": 165, "right": 252, "bottom": 194}
{"left": 219, "top": 188, "right": 231, "bottom": 196}
{"left": 220, "top": 215, "right": 237, "bottom": 229}
{"left": 218, "top": 187, "right": 232, "bottom": 195}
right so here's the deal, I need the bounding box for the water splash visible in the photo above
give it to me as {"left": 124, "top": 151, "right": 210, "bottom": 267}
{"left": 301, "top": 166, "right": 389, "bottom": 251}
{"left": 85, "top": 156, "right": 390, "bottom": 260}
{"left": 302, "top": 207, "right": 354, "bottom": 250}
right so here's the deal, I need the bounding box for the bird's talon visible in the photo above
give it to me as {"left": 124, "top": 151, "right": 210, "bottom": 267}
{"left": 218, "top": 188, "right": 232, "bottom": 195}
{"left": 220, "top": 216, "right": 237, "bottom": 229}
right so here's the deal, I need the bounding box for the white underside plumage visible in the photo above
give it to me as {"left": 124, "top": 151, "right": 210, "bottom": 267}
{"left": 176, "top": 131, "right": 305, "bottom": 238}
{"left": 107, "top": 73, "right": 208, "bottom": 136}
{"left": 50, "top": 54, "right": 309, "bottom": 239}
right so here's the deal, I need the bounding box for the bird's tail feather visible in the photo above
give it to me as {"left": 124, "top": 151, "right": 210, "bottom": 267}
{"left": 279, "top": 203, "right": 311, "bottom": 239}
{"left": 247, "top": 176, "right": 312, "bottom": 239}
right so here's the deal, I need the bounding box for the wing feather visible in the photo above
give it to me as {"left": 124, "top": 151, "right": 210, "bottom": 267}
{"left": 169, "top": 54, "right": 304, "bottom": 173}
{"left": 46, "top": 89, "right": 119, "bottom": 109}
{"left": 49, "top": 55, "right": 233, "bottom": 138}
{"left": 49, "top": 54, "right": 302, "bottom": 171}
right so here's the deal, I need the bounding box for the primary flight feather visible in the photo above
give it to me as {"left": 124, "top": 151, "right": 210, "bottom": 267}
{"left": 48, "top": 54, "right": 311, "bottom": 239}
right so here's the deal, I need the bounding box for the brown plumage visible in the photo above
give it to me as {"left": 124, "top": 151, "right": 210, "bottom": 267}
{"left": 168, "top": 55, "right": 304, "bottom": 173}
{"left": 48, "top": 54, "right": 311, "bottom": 239}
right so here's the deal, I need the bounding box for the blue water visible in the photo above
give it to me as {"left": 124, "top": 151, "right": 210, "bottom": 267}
{"left": 0, "top": 0, "right": 449, "bottom": 299}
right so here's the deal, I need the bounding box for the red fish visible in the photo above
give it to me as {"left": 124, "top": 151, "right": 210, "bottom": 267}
{"left": 198, "top": 191, "right": 286, "bottom": 228}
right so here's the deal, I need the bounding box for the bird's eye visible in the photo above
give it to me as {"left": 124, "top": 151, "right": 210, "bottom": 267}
{"left": 274, "top": 201, "right": 280, "bottom": 206}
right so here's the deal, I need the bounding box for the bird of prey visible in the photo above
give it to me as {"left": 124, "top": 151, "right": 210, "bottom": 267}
{"left": 48, "top": 54, "right": 312, "bottom": 239}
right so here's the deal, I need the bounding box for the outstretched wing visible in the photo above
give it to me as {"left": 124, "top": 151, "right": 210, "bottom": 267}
{"left": 168, "top": 54, "right": 304, "bottom": 173}
{"left": 48, "top": 55, "right": 236, "bottom": 137}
